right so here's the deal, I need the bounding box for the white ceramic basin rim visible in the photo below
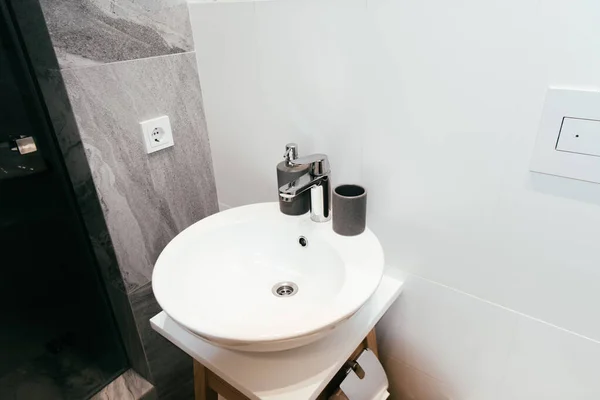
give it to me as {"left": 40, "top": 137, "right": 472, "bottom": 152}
{"left": 152, "top": 202, "right": 384, "bottom": 351}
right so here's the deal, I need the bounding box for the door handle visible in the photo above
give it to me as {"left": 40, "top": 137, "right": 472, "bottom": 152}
{"left": 0, "top": 136, "right": 38, "bottom": 154}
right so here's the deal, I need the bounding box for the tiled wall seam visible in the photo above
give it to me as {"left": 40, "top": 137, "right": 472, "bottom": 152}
{"left": 409, "top": 273, "right": 600, "bottom": 346}
{"left": 378, "top": 273, "right": 600, "bottom": 398}
{"left": 58, "top": 51, "right": 198, "bottom": 72}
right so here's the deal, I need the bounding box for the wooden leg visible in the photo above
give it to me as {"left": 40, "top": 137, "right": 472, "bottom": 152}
{"left": 316, "top": 328, "right": 380, "bottom": 399}
{"left": 193, "top": 359, "right": 218, "bottom": 400}
{"left": 206, "top": 371, "right": 248, "bottom": 400}
{"left": 364, "top": 328, "right": 379, "bottom": 358}
{"left": 207, "top": 386, "right": 219, "bottom": 400}
{"left": 193, "top": 329, "right": 379, "bottom": 400}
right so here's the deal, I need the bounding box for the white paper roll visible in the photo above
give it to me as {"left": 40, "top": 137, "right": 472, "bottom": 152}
{"left": 339, "top": 350, "right": 390, "bottom": 400}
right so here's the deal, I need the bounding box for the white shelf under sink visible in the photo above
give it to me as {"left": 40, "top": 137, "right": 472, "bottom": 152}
{"left": 150, "top": 266, "right": 405, "bottom": 400}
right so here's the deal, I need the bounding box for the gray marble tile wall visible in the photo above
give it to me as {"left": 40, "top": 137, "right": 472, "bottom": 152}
{"left": 130, "top": 283, "right": 194, "bottom": 400}
{"left": 60, "top": 52, "right": 218, "bottom": 292}
{"left": 39, "top": 0, "right": 194, "bottom": 68}
{"left": 11, "top": 0, "right": 219, "bottom": 398}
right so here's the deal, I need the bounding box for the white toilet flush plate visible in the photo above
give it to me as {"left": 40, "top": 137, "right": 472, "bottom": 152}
{"left": 531, "top": 88, "right": 600, "bottom": 184}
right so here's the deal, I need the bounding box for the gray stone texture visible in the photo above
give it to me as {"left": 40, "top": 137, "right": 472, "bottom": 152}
{"left": 61, "top": 52, "right": 218, "bottom": 292}
{"left": 91, "top": 369, "right": 156, "bottom": 400}
{"left": 130, "top": 282, "right": 194, "bottom": 400}
{"left": 39, "top": 0, "right": 194, "bottom": 68}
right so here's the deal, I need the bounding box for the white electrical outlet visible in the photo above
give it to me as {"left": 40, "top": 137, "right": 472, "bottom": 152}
{"left": 140, "top": 115, "right": 174, "bottom": 154}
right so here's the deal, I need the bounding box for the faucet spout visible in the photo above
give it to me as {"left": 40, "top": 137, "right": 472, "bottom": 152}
{"left": 278, "top": 173, "right": 323, "bottom": 200}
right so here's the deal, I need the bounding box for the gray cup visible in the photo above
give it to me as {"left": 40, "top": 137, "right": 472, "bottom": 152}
{"left": 332, "top": 184, "right": 367, "bottom": 236}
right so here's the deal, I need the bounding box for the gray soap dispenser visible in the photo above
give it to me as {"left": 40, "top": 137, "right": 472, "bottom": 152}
{"left": 277, "top": 143, "right": 310, "bottom": 216}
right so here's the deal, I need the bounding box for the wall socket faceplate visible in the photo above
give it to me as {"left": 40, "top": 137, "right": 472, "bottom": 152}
{"left": 140, "top": 115, "right": 174, "bottom": 154}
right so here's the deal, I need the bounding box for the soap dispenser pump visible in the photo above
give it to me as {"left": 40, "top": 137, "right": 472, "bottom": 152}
{"left": 277, "top": 143, "right": 310, "bottom": 216}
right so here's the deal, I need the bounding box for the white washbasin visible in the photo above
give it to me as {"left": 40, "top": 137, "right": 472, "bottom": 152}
{"left": 152, "top": 202, "right": 384, "bottom": 352}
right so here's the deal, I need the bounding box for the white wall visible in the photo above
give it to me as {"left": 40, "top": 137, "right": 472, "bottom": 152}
{"left": 189, "top": 0, "right": 600, "bottom": 398}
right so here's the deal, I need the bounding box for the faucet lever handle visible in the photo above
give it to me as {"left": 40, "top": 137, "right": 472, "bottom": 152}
{"left": 289, "top": 153, "right": 330, "bottom": 176}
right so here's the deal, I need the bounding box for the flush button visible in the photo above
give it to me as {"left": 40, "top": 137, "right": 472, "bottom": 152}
{"left": 531, "top": 88, "right": 600, "bottom": 184}
{"left": 556, "top": 117, "right": 600, "bottom": 157}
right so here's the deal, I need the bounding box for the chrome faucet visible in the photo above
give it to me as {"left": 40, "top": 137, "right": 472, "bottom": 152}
{"left": 278, "top": 153, "right": 331, "bottom": 222}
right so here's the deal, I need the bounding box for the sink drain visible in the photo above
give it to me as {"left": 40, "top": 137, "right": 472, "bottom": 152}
{"left": 272, "top": 282, "right": 298, "bottom": 297}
